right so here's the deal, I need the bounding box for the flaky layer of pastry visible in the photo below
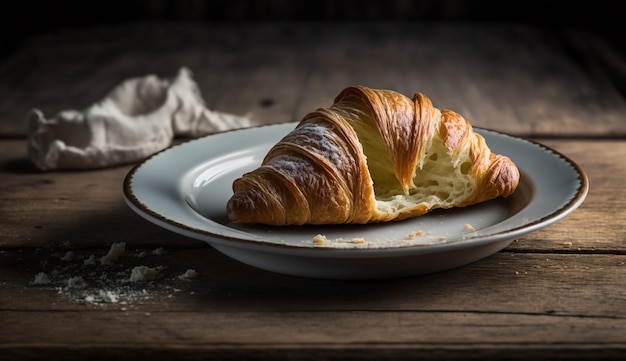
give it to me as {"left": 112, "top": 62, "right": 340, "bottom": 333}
{"left": 227, "top": 86, "right": 520, "bottom": 225}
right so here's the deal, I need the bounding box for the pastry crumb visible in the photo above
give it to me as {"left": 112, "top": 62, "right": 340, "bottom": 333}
{"left": 100, "top": 242, "right": 126, "bottom": 265}
{"left": 83, "top": 255, "right": 97, "bottom": 266}
{"left": 129, "top": 265, "right": 161, "bottom": 282}
{"left": 30, "top": 272, "right": 51, "bottom": 285}
{"left": 313, "top": 234, "right": 327, "bottom": 244}
{"left": 178, "top": 269, "right": 198, "bottom": 280}
{"left": 67, "top": 276, "right": 87, "bottom": 289}
{"left": 405, "top": 230, "right": 424, "bottom": 240}
{"left": 152, "top": 247, "right": 166, "bottom": 256}
{"left": 99, "top": 290, "right": 119, "bottom": 303}
{"left": 312, "top": 235, "right": 367, "bottom": 247}
{"left": 464, "top": 223, "right": 476, "bottom": 231}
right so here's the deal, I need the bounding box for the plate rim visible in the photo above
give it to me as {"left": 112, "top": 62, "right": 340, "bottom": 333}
{"left": 122, "top": 122, "right": 589, "bottom": 255}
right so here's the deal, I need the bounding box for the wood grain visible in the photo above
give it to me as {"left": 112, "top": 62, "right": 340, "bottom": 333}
{"left": 1, "top": 249, "right": 625, "bottom": 359}
{"left": 1, "top": 23, "right": 625, "bottom": 137}
{"left": 1, "top": 247, "right": 625, "bottom": 314}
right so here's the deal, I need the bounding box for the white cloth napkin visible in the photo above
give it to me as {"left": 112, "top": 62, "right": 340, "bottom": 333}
{"left": 27, "top": 67, "right": 251, "bottom": 170}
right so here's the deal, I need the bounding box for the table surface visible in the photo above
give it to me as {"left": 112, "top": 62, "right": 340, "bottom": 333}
{"left": 1, "top": 22, "right": 625, "bottom": 360}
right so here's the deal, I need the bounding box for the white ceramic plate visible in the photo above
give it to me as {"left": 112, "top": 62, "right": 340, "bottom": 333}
{"left": 123, "top": 123, "right": 588, "bottom": 279}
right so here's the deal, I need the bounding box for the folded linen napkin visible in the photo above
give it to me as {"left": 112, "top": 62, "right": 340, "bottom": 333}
{"left": 27, "top": 67, "right": 251, "bottom": 170}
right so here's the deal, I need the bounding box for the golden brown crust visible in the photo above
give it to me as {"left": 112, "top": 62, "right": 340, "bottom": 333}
{"left": 227, "top": 85, "right": 520, "bottom": 225}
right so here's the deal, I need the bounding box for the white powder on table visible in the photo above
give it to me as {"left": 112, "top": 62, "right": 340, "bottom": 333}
{"left": 178, "top": 269, "right": 198, "bottom": 280}
{"left": 129, "top": 266, "right": 161, "bottom": 282}
{"left": 152, "top": 247, "right": 166, "bottom": 256}
{"left": 26, "top": 243, "right": 199, "bottom": 306}
{"left": 100, "top": 242, "right": 126, "bottom": 265}
{"left": 98, "top": 290, "right": 119, "bottom": 303}
{"left": 30, "top": 272, "right": 51, "bottom": 285}
{"left": 66, "top": 276, "right": 87, "bottom": 289}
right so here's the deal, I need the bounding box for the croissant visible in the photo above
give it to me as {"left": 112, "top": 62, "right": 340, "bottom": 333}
{"left": 227, "top": 85, "right": 519, "bottom": 226}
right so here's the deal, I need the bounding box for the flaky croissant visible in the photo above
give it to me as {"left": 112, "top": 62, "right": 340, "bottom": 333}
{"left": 227, "top": 85, "right": 519, "bottom": 225}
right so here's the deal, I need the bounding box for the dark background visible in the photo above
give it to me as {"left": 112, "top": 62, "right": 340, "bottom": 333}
{"left": 1, "top": 0, "right": 625, "bottom": 60}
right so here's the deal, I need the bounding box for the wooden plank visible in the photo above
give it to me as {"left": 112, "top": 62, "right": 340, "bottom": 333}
{"left": 507, "top": 139, "right": 626, "bottom": 253}
{"left": 1, "top": 23, "right": 625, "bottom": 137}
{"left": 199, "top": 24, "right": 312, "bottom": 126}
{"left": 0, "top": 140, "right": 192, "bottom": 248}
{"left": 2, "top": 248, "right": 625, "bottom": 317}
{"left": 2, "top": 308, "right": 625, "bottom": 345}
{"left": 297, "top": 24, "right": 626, "bottom": 137}
{"left": 2, "top": 247, "right": 625, "bottom": 358}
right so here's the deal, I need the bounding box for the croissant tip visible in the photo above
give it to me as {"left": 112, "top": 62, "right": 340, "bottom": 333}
{"left": 488, "top": 156, "right": 521, "bottom": 198}
{"left": 227, "top": 180, "right": 289, "bottom": 225}
{"left": 226, "top": 188, "right": 261, "bottom": 224}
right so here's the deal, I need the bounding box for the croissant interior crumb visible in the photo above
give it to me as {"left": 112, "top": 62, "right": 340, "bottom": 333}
{"left": 357, "top": 124, "right": 475, "bottom": 214}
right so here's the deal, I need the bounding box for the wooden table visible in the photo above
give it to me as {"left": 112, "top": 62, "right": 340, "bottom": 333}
{"left": 1, "top": 22, "right": 625, "bottom": 360}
